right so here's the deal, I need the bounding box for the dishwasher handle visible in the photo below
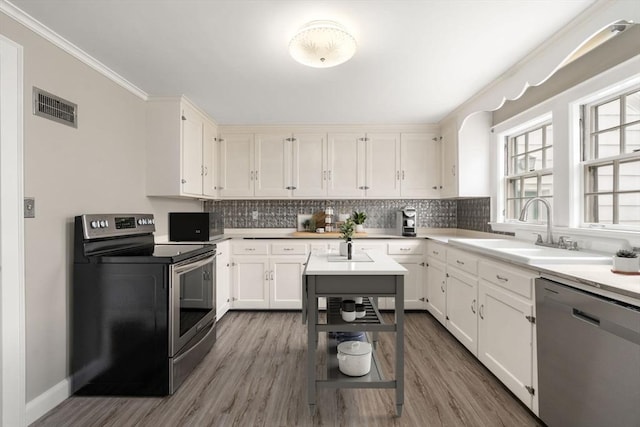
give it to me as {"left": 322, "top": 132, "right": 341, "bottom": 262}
{"left": 572, "top": 308, "right": 600, "bottom": 326}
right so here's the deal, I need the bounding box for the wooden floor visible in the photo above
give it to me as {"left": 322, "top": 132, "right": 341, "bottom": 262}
{"left": 33, "top": 311, "right": 543, "bottom": 427}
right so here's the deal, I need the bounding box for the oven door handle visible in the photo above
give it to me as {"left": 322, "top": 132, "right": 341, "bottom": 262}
{"left": 173, "top": 254, "right": 216, "bottom": 275}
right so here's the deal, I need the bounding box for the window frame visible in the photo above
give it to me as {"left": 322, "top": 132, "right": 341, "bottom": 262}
{"left": 581, "top": 85, "right": 640, "bottom": 230}
{"left": 503, "top": 121, "right": 554, "bottom": 223}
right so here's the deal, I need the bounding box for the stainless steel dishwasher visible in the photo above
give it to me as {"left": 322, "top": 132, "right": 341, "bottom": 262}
{"left": 536, "top": 278, "right": 640, "bottom": 427}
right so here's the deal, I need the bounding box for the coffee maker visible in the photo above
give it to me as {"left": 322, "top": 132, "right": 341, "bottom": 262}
{"left": 397, "top": 207, "right": 417, "bottom": 237}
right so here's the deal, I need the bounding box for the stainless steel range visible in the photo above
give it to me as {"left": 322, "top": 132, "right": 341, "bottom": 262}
{"left": 72, "top": 213, "right": 216, "bottom": 396}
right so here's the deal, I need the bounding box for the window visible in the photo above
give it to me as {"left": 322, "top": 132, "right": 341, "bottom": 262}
{"left": 505, "top": 123, "right": 553, "bottom": 221}
{"left": 583, "top": 88, "right": 640, "bottom": 227}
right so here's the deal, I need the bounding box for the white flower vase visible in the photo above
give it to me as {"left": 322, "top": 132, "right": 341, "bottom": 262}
{"left": 355, "top": 224, "right": 364, "bottom": 233}
{"left": 339, "top": 241, "right": 348, "bottom": 256}
{"left": 612, "top": 256, "right": 639, "bottom": 273}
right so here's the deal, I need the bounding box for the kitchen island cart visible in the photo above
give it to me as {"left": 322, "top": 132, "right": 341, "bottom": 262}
{"left": 303, "top": 251, "right": 407, "bottom": 416}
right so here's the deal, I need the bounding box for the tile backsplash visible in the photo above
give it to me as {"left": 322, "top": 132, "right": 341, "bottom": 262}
{"left": 205, "top": 197, "right": 493, "bottom": 233}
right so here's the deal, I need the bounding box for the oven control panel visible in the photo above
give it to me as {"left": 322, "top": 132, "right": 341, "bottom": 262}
{"left": 81, "top": 213, "right": 155, "bottom": 240}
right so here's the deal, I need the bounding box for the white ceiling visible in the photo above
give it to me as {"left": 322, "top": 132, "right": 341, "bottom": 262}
{"left": 8, "top": 0, "right": 596, "bottom": 125}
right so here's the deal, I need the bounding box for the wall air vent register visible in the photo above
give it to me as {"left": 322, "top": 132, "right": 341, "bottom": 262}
{"left": 32, "top": 87, "right": 77, "bottom": 128}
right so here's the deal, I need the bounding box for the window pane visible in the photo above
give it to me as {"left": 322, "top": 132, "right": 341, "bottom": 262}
{"left": 585, "top": 194, "right": 613, "bottom": 224}
{"left": 587, "top": 164, "right": 614, "bottom": 193}
{"left": 540, "top": 174, "right": 553, "bottom": 197}
{"left": 507, "top": 178, "right": 521, "bottom": 199}
{"left": 624, "top": 123, "right": 640, "bottom": 154}
{"left": 625, "top": 90, "right": 640, "bottom": 124}
{"left": 619, "top": 192, "right": 640, "bottom": 225}
{"left": 545, "top": 125, "right": 553, "bottom": 147}
{"left": 507, "top": 199, "right": 521, "bottom": 219}
{"left": 523, "top": 176, "right": 538, "bottom": 198}
{"left": 514, "top": 155, "right": 526, "bottom": 174}
{"left": 595, "top": 130, "right": 620, "bottom": 158}
{"left": 529, "top": 128, "right": 543, "bottom": 152}
{"left": 596, "top": 99, "right": 620, "bottom": 131}
{"left": 619, "top": 160, "right": 640, "bottom": 191}
{"left": 514, "top": 135, "right": 526, "bottom": 156}
{"left": 543, "top": 146, "right": 553, "bottom": 169}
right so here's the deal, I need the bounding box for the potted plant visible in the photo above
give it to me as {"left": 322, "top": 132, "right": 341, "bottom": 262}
{"left": 339, "top": 218, "right": 355, "bottom": 257}
{"left": 613, "top": 249, "right": 639, "bottom": 273}
{"left": 352, "top": 211, "right": 367, "bottom": 233}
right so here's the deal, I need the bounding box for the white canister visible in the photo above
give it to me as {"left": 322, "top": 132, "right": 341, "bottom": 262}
{"left": 337, "top": 341, "right": 372, "bottom": 376}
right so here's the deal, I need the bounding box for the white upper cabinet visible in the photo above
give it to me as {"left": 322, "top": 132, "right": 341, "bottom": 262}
{"left": 327, "top": 133, "right": 364, "bottom": 198}
{"left": 219, "top": 133, "right": 254, "bottom": 198}
{"left": 293, "top": 133, "right": 327, "bottom": 198}
{"left": 146, "top": 97, "right": 218, "bottom": 199}
{"left": 254, "top": 134, "right": 291, "bottom": 198}
{"left": 400, "top": 133, "right": 441, "bottom": 198}
{"left": 363, "top": 133, "right": 401, "bottom": 198}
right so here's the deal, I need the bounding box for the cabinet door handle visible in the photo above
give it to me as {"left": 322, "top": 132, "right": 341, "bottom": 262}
{"left": 265, "top": 271, "right": 269, "bottom": 281}
{"left": 432, "top": 186, "right": 438, "bottom": 190}
{"left": 479, "top": 304, "right": 485, "bottom": 319}
{"left": 181, "top": 179, "right": 187, "bottom": 184}
{"left": 402, "top": 170, "right": 405, "bottom": 180}
{"left": 452, "top": 165, "right": 456, "bottom": 177}
{"left": 250, "top": 171, "right": 254, "bottom": 180}
{"left": 471, "top": 299, "right": 476, "bottom": 314}
{"left": 254, "top": 170, "right": 258, "bottom": 180}
{"left": 396, "top": 171, "right": 400, "bottom": 180}
{"left": 328, "top": 170, "right": 332, "bottom": 180}
{"left": 496, "top": 274, "right": 509, "bottom": 282}
{"left": 323, "top": 170, "right": 327, "bottom": 181}
{"left": 440, "top": 283, "right": 445, "bottom": 293}
{"left": 432, "top": 250, "right": 439, "bottom": 255}
{"left": 270, "top": 270, "right": 274, "bottom": 280}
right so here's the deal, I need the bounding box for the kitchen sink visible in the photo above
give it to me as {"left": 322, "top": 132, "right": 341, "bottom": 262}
{"left": 448, "top": 238, "right": 611, "bottom": 265}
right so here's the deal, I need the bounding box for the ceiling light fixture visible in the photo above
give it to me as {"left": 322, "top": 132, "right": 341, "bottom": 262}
{"left": 289, "top": 20, "right": 357, "bottom": 68}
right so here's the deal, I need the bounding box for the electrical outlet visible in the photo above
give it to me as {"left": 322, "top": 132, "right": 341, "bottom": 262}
{"left": 24, "top": 197, "right": 35, "bottom": 218}
{"left": 252, "top": 211, "right": 259, "bottom": 220}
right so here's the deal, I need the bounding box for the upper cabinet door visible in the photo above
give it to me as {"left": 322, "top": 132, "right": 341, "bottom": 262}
{"left": 440, "top": 123, "right": 458, "bottom": 198}
{"left": 400, "top": 133, "right": 441, "bottom": 198}
{"left": 327, "top": 133, "right": 364, "bottom": 198}
{"left": 254, "top": 134, "right": 291, "bottom": 198}
{"left": 181, "top": 104, "right": 205, "bottom": 196}
{"left": 294, "top": 133, "right": 327, "bottom": 198}
{"left": 219, "top": 134, "right": 254, "bottom": 198}
{"left": 365, "top": 133, "right": 401, "bottom": 198}
{"left": 201, "top": 119, "right": 218, "bottom": 198}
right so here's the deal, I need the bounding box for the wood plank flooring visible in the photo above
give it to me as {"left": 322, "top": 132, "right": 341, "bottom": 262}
{"left": 32, "top": 312, "right": 543, "bottom": 426}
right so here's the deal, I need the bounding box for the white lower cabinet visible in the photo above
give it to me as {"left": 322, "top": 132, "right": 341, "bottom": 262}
{"left": 270, "top": 257, "right": 306, "bottom": 309}
{"left": 477, "top": 259, "right": 538, "bottom": 412}
{"left": 425, "top": 257, "right": 447, "bottom": 324}
{"left": 445, "top": 267, "right": 478, "bottom": 355}
{"left": 215, "top": 240, "right": 231, "bottom": 320}
{"left": 382, "top": 255, "right": 426, "bottom": 310}
{"left": 231, "top": 256, "right": 270, "bottom": 309}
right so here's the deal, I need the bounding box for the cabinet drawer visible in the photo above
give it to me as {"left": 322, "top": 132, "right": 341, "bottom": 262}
{"left": 233, "top": 242, "right": 269, "bottom": 255}
{"left": 426, "top": 242, "right": 446, "bottom": 262}
{"left": 353, "top": 242, "right": 386, "bottom": 254}
{"left": 271, "top": 242, "right": 308, "bottom": 255}
{"left": 388, "top": 241, "right": 423, "bottom": 255}
{"left": 479, "top": 260, "right": 536, "bottom": 299}
{"left": 446, "top": 248, "right": 478, "bottom": 275}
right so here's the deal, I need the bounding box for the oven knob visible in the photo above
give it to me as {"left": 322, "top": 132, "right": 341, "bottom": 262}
{"left": 100, "top": 220, "right": 107, "bottom": 228}
{"left": 90, "top": 221, "right": 99, "bottom": 229}
{"left": 137, "top": 218, "right": 144, "bottom": 225}
{"left": 150, "top": 218, "right": 155, "bottom": 225}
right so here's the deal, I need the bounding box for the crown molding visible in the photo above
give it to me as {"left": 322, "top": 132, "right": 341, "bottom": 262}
{"left": 0, "top": 0, "right": 148, "bottom": 100}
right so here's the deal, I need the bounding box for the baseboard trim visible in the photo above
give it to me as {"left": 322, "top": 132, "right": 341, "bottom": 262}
{"left": 26, "top": 378, "right": 70, "bottom": 426}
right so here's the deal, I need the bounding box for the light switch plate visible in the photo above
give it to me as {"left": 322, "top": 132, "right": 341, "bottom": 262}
{"left": 24, "top": 197, "right": 35, "bottom": 218}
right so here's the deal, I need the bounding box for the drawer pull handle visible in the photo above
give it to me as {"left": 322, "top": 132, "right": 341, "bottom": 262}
{"left": 284, "top": 248, "right": 294, "bottom": 251}
{"left": 401, "top": 248, "right": 410, "bottom": 251}
{"left": 432, "top": 250, "right": 439, "bottom": 255}
{"left": 456, "top": 260, "right": 464, "bottom": 265}
{"left": 496, "top": 274, "right": 509, "bottom": 282}
{"left": 245, "top": 248, "right": 255, "bottom": 251}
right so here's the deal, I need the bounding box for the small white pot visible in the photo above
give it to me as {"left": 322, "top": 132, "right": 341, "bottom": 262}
{"left": 337, "top": 341, "right": 372, "bottom": 376}
{"left": 613, "top": 256, "right": 639, "bottom": 272}
{"left": 355, "top": 224, "right": 365, "bottom": 233}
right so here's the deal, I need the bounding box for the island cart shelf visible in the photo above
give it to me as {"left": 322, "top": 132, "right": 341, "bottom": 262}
{"left": 302, "top": 251, "right": 407, "bottom": 416}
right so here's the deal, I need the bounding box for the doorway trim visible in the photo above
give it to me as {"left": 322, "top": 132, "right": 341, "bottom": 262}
{"left": 0, "top": 34, "right": 26, "bottom": 426}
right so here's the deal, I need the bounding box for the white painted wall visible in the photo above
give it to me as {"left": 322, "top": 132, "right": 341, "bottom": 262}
{"left": 0, "top": 13, "right": 201, "bottom": 415}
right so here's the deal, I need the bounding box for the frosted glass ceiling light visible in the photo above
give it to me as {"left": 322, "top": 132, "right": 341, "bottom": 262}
{"left": 289, "top": 20, "right": 357, "bottom": 68}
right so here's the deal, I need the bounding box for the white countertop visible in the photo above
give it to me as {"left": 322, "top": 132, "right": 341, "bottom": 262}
{"left": 304, "top": 250, "right": 407, "bottom": 276}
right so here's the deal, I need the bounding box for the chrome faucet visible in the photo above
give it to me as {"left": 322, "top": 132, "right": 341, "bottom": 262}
{"left": 518, "top": 197, "right": 555, "bottom": 247}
